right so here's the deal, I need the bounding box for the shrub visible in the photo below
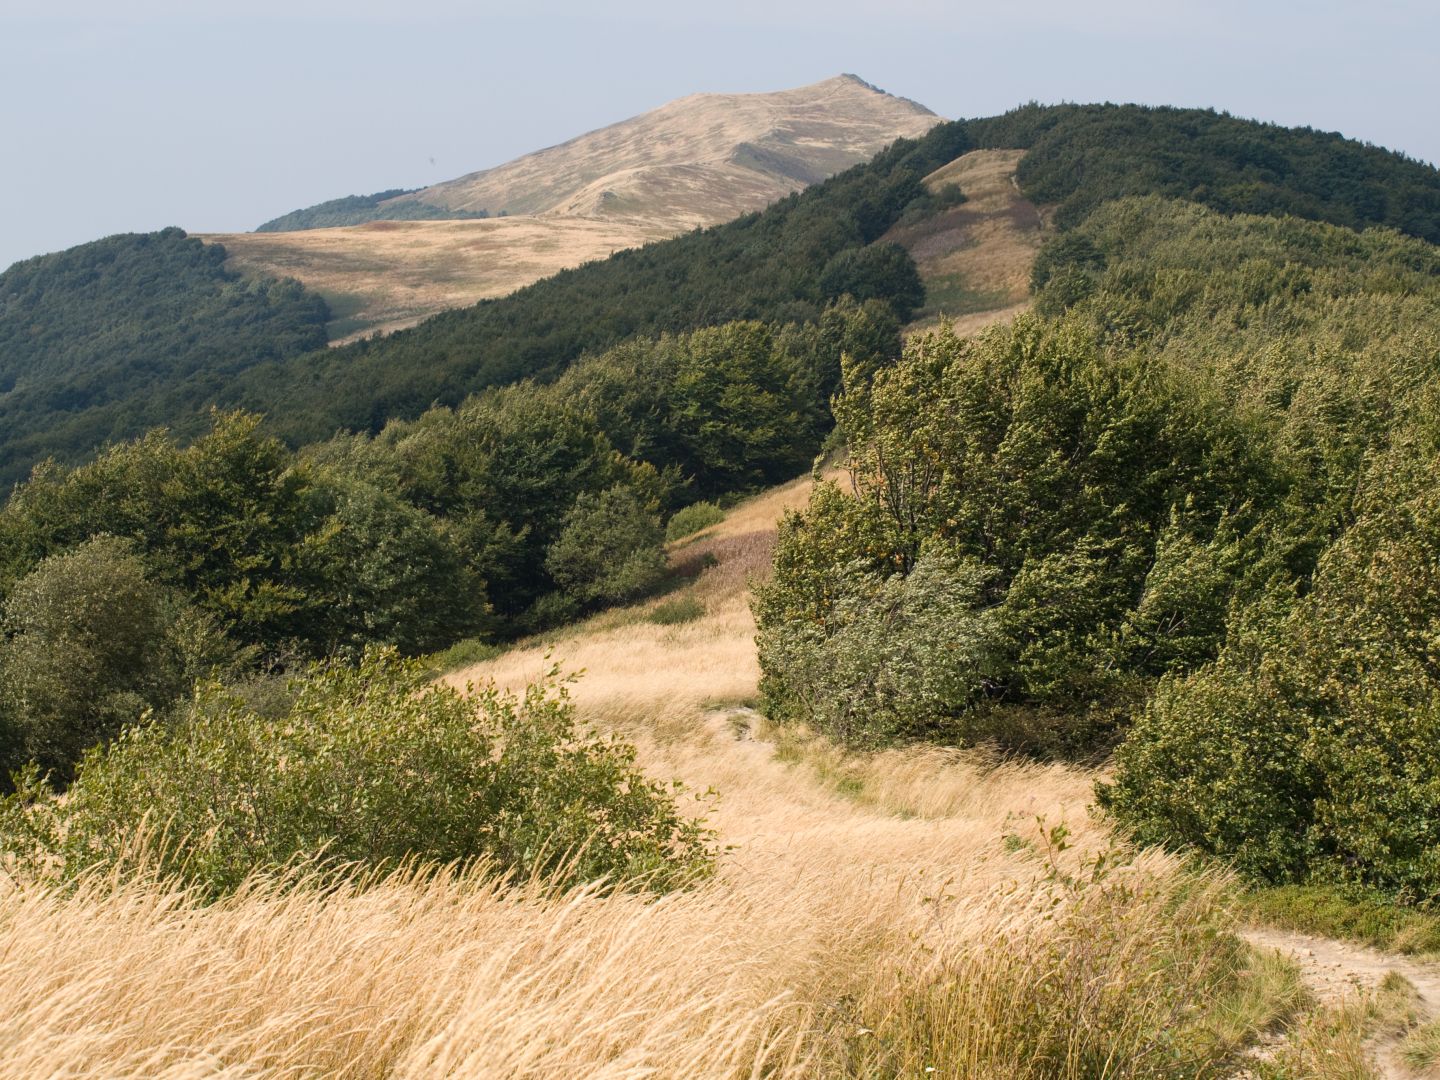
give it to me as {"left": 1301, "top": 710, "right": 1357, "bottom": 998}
{"left": 1105, "top": 447, "right": 1440, "bottom": 900}
{"left": 754, "top": 316, "right": 1269, "bottom": 752}
{"left": 818, "top": 243, "right": 926, "bottom": 321}
{"left": 428, "top": 637, "right": 502, "bottom": 674}
{"left": 648, "top": 597, "right": 704, "bottom": 625}
{"left": 0, "top": 650, "right": 715, "bottom": 897}
{"left": 755, "top": 550, "right": 1003, "bottom": 747}
{"left": 665, "top": 501, "right": 725, "bottom": 542}
{"left": 546, "top": 486, "right": 667, "bottom": 607}
{"left": 0, "top": 536, "right": 242, "bottom": 784}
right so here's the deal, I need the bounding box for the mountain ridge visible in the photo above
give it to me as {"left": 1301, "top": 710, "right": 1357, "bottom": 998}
{"left": 256, "top": 74, "right": 941, "bottom": 233}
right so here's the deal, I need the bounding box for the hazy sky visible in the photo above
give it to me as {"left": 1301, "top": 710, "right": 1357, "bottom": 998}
{"left": 3, "top": 0, "right": 1436, "bottom": 270}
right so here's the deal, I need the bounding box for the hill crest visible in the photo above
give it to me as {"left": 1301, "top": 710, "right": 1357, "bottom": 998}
{"left": 259, "top": 74, "right": 940, "bottom": 234}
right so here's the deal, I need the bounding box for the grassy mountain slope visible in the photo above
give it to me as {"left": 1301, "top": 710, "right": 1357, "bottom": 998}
{"left": 886, "top": 147, "right": 1048, "bottom": 333}
{"left": 260, "top": 74, "right": 940, "bottom": 232}
{"left": 219, "top": 75, "right": 940, "bottom": 339}
{"left": 0, "top": 228, "right": 328, "bottom": 490}
{"left": 210, "top": 216, "right": 671, "bottom": 342}
{"left": 395, "top": 74, "right": 939, "bottom": 227}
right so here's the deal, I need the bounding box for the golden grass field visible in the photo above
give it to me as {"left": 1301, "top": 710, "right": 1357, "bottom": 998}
{"left": 888, "top": 148, "right": 1049, "bottom": 336}
{"left": 6, "top": 471, "right": 1388, "bottom": 1079}
{"left": 205, "top": 216, "right": 671, "bottom": 342}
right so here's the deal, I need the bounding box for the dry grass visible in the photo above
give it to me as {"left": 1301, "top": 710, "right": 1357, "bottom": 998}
{"left": 204, "top": 216, "right": 668, "bottom": 342}
{"left": 0, "top": 474, "right": 1295, "bottom": 1077}
{"left": 402, "top": 74, "right": 940, "bottom": 228}
{"left": 888, "top": 148, "right": 1050, "bottom": 336}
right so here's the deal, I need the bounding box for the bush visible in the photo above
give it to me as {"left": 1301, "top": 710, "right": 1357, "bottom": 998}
{"left": 427, "top": 637, "right": 502, "bottom": 674}
{"left": 0, "top": 650, "right": 715, "bottom": 897}
{"left": 756, "top": 549, "right": 1003, "bottom": 747}
{"left": 1105, "top": 447, "right": 1440, "bottom": 900}
{"left": 665, "top": 501, "right": 725, "bottom": 541}
{"left": 819, "top": 243, "right": 926, "bottom": 321}
{"left": 648, "top": 597, "right": 704, "bottom": 625}
{"left": 754, "top": 316, "right": 1269, "bottom": 752}
{"left": 0, "top": 536, "right": 242, "bottom": 784}
{"left": 546, "top": 486, "right": 667, "bottom": 607}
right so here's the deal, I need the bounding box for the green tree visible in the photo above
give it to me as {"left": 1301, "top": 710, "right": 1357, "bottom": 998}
{"left": 545, "top": 486, "right": 666, "bottom": 607}
{"left": 0, "top": 536, "right": 241, "bottom": 784}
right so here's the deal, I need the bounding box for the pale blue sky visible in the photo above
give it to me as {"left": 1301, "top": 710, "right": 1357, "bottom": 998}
{"left": 2, "top": 0, "right": 1435, "bottom": 270}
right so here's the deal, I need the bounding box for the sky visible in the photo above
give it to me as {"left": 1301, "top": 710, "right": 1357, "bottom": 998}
{"left": 2, "top": 0, "right": 1437, "bottom": 271}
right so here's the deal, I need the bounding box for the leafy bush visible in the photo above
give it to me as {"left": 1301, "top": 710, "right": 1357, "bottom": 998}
{"left": 0, "top": 650, "right": 715, "bottom": 896}
{"left": 665, "top": 501, "right": 725, "bottom": 541}
{"left": 755, "top": 315, "right": 1270, "bottom": 751}
{"left": 546, "top": 486, "right": 667, "bottom": 607}
{"left": 0, "top": 536, "right": 242, "bottom": 784}
{"left": 648, "top": 597, "right": 704, "bottom": 625}
{"left": 1105, "top": 446, "right": 1440, "bottom": 900}
{"left": 818, "top": 242, "right": 925, "bottom": 319}
{"left": 756, "top": 549, "right": 1003, "bottom": 747}
{"left": 427, "top": 637, "right": 503, "bottom": 674}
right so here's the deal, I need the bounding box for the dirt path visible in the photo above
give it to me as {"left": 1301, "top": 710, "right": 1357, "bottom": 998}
{"left": 1243, "top": 928, "right": 1440, "bottom": 1078}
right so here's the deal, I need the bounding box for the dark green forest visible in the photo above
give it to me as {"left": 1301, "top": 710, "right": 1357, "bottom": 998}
{"left": 255, "top": 189, "right": 492, "bottom": 231}
{"left": 0, "top": 228, "right": 329, "bottom": 489}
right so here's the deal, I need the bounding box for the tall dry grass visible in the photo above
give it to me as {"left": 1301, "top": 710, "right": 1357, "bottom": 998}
{"left": 0, "top": 475, "right": 1284, "bottom": 1077}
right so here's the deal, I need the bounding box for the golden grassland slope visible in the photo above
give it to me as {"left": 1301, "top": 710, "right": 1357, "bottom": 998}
{"left": 204, "top": 75, "right": 941, "bottom": 342}
{"left": 206, "top": 216, "right": 672, "bottom": 343}
{"left": 0, "top": 471, "right": 1362, "bottom": 1079}
{"left": 887, "top": 147, "right": 1049, "bottom": 335}
{"left": 394, "top": 74, "right": 940, "bottom": 229}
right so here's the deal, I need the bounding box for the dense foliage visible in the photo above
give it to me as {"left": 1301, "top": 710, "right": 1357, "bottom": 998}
{"left": 1105, "top": 439, "right": 1440, "bottom": 899}
{"left": 968, "top": 102, "right": 1440, "bottom": 241}
{"left": 255, "top": 189, "right": 491, "bottom": 231}
{"left": 0, "top": 651, "right": 715, "bottom": 896}
{"left": 0, "top": 412, "right": 488, "bottom": 663}
{"left": 756, "top": 311, "right": 1274, "bottom": 753}
{"left": 665, "top": 501, "right": 725, "bottom": 541}
{"left": 0, "top": 229, "right": 328, "bottom": 489}
{"left": 0, "top": 536, "right": 244, "bottom": 784}
{"left": 757, "top": 195, "right": 1440, "bottom": 897}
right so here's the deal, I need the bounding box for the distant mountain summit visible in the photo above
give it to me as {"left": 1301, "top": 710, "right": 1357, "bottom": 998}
{"left": 257, "top": 75, "right": 940, "bottom": 233}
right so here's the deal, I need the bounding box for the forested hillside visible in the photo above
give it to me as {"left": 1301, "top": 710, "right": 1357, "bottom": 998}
{"left": 6, "top": 100, "right": 1440, "bottom": 835}
{"left": 7, "top": 93, "right": 1440, "bottom": 1075}
{"left": 256, "top": 190, "right": 491, "bottom": 232}
{"left": 221, "top": 102, "right": 1440, "bottom": 443}
{"left": 0, "top": 229, "right": 328, "bottom": 489}
{"left": 757, "top": 191, "right": 1440, "bottom": 899}
{"left": 7, "top": 103, "right": 1440, "bottom": 490}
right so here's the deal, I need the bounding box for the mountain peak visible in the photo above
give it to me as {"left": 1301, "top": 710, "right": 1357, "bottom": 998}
{"left": 381, "top": 76, "right": 943, "bottom": 229}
